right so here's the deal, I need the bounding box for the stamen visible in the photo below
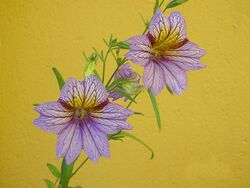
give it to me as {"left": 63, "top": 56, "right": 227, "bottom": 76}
{"left": 75, "top": 108, "right": 87, "bottom": 119}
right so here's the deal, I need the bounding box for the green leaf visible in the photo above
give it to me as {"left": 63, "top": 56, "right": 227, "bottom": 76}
{"left": 93, "top": 69, "right": 101, "bottom": 80}
{"left": 165, "top": 0, "right": 188, "bottom": 9}
{"left": 134, "top": 111, "right": 144, "bottom": 116}
{"left": 166, "top": 85, "right": 174, "bottom": 95}
{"left": 118, "top": 131, "right": 154, "bottom": 160}
{"left": 47, "top": 163, "right": 60, "bottom": 178}
{"left": 116, "top": 57, "right": 123, "bottom": 66}
{"left": 84, "top": 60, "right": 96, "bottom": 78}
{"left": 61, "top": 159, "right": 75, "bottom": 188}
{"left": 44, "top": 179, "right": 55, "bottom": 188}
{"left": 52, "top": 67, "right": 65, "bottom": 90}
{"left": 153, "top": 0, "right": 159, "bottom": 14}
{"left": 82, "top": 50, "right": 89, "bottom": 62}
{"left": 116, "top": 41, "right": 130, "bottom": 49}
{"left": 148, "top": 89, "right": 161, "bottom": 131}
{"left": 33, "top": 104, "right": 40, "bottom": 106}
{"left": 114, "top": 89, "right": 137, "bottom": 104}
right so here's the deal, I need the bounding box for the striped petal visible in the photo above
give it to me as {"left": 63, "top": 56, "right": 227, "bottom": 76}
{"left": 164, "top": 41, "right": 206, "bottom": 70}
{"left": 89, "top": 103, "right": 133, "bottom": 134}
{"left": 149, "top": 10, "right": 186, "bottom": 53}
{"left": 142, "top": 61, "right": 165, "bottom": 96}
{"left": 59, "top": 78, "right": 85, "bottom": 109}
{"left": 81, "top": 119, "right": 110, "bottom": 163}
{"left": 81, "top": 75, "right": 108, "bottom": 109}
{"left": 160, "top": 61, "right": 187, "bottom": 95}
{"left": 125, "top": 35, "right": 151, "bottom": 66}
{"left": 34, "top": 102, "right": 73, "bottom": 134}
{"left": 56, "top": 119, "right": 82, "bottom": 164}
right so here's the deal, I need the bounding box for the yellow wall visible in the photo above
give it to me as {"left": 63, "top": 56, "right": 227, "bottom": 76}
{"left": 1, "top": 0, "right": 250, "bottom": 187}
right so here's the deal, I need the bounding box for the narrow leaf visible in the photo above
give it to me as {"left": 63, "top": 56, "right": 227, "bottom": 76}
{"left": 153, "top": 0, "right": 159, "bottom": 14}
{"left": 93, "top": 69, "right": 101, "bottom": 80}
{"left": 119, "top": 131, "right": 154, "bottom": 159}
{"left": 114, "top": 89, "right": 137, "bottom": 103}
{"left": 134, "top": 112, "right": 144, "bottom": 116}
{"left": 52, "top": 67, "right": 65, "bottom": 90}
{"left": 84, "top": 60, "right": 96, "bottom": 77}
{"left": 148, "top": 89, "right": 161, "bottom": 130}
{"left": 82, "top": 50, "right": 89, "bottom": 62}
{"left": 33, "top": 104, "right": 40, "bottom": 106}
{"left": 117, "top": 41, "right": 130, "bottom": 49}
{"left": 47, "top": 163, "right": 60, "bottom": 178}
{"left": 166, "top": 85, "right": 174, "bottom": 95}
{"left": 165, "top": 0, "right": 188, "bottom": 9}
{"left": 44, "top": 179, "right": 55, "bottom": 188}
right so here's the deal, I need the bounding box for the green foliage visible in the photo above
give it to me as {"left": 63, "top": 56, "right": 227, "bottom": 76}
{"left": 166, "top": 85, "right": 174, "bottom": 95}
{"left": 44, "top": 179, "right": 55, "bottom": 188}
{"left": 148, "top": 89, "right": 161, "bottom": 131}
{"left": 116, "top": 41, "right": 130, "bottom": 49}
{"left": 153, "top": 0, "right": 159, "bottom": 14}
{"left": 113, "top": 89, "right": 137, "bottom": 103}
{"left": 165, "top": 0, "right": 189, "bottom": 10}
{"left": 60, "top": 159, "right": 75, "bottom": 188}
{"left": 47, "top": 163, "right": 60, "bottom": 178}
{"left": 52, "top": 67, "right": 65, "bottom": 90}
{"left": 110, "top": 131, "right": 154, "bottom": 159}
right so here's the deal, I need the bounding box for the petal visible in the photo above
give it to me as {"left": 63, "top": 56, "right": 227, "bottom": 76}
{"left": 125, "top": 35, "right": 151, "bottom": 66}
{"left": 59, "top": 78, "right": 85, "bottom": 109}
{"left": 81, "top": 75, "right": 108, "bottom": 108}
{"left": 109, "top": 91, "right": 122, "bottom": 101}
{"left": 90, "top": 103, "right": 133, "bottom": 120}
{"left": 149, "top": 10, "right": 186, "bottom": 51}
{"left": 89, "top": 103, "right": 133, "bottom": 134}
{"left": 56, "top": 120, "right": 82, "bottom": 164}
{"left": 142, "top": 61, "right": 165, "bottom": 96}
{"left": 81, "top": 119, "right": 110, "bottom": 163}
{"left": 159, "top": 62, "right": 187, "bottom": 95}
{"left": 34, "top": 102, "right": 73, "bottom": 134}
{"left": 164, "top": 41, "right": 206, "bottom": 70}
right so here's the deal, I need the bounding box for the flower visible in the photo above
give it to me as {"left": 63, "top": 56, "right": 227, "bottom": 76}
{"left": 109, "top": 63, "right": 142, "bottom": 101}
{"left": 125, "top": 9, "right": 206, "bottom": 95}
{"left": 34, "top": 76, "right": 133, "bottom": 164}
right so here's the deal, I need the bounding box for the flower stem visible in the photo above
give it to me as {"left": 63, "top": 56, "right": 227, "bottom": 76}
{"left": 126, "top": 92, "right": 140, "bottom": 108}
{"left": 71, "top": 157, "right": 89, "bottom": 178}
{"left": 60, "top": 158, "right": 75, "bottom": 188}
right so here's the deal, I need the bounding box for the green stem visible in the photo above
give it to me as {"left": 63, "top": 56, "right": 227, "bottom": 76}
{"left": 126, "top": 92, "right": 140, "bottom": 108}
{"left": 71, "top": 157, "right": 89, "bottom": 178}
{"left": 60, "top": 158, "right": 75, "bottom": 188}
{"left": 159, "top": 0, "right": 165, "bottom": 7}
{"left": 106, "top": 57, "right": 128, "bottom": 88}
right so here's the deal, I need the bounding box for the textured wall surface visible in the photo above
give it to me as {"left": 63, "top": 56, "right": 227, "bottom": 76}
{"left": 1, "top": 0, "right": 250, "bottom": 187}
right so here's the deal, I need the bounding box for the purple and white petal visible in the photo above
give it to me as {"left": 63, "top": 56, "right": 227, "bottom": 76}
{"left": 59, "top": 78, "right": 84, "bottom": 109}
{"left": 159, "top": 62, "right": 187, "bottom": 95}
{"left": 164, "top": 41, "right": 206, "bottom": 70}
{"left": 81, "top": 119, "right": 110, "bottom": 163}
{"left": 125, "top": 35, "right": 151, "bottom": 66}
{"left": 142, "top": 61, "right": 165, "bottom": 96}
{"left": 89, "top": 103, "right": 133, "bottom": 134}
{"left": 149, "top": 9, "right": 170, "bottom": 43}
{"left": 167, "top": 11, "right": 186, "bottom": 44}
{"left": 56, "top": 120, "right": 82, "bottom": 164}
{"left": 34, "top": 102, "right": 73, "bottom": 134}
{"left": 81, "top": 75, "right": 108, "bottom": 108}
{"left": 90, "top": 103, "right": 133, "bottom": 120}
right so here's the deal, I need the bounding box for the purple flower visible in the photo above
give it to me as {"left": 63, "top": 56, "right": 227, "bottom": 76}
{"left": 125, "top": 10, "right": 206, "bottom": 95}
{"left": 34, "top": 76, "right": 133, "bottom": 164}
{"left": 109, "top": 63, "right": 142, "bottom": 101}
